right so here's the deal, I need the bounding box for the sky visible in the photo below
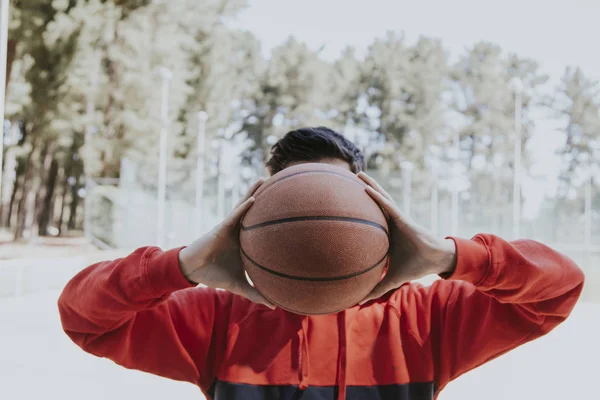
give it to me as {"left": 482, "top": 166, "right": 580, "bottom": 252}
{"left": 230, "top": 0, "right": 600, "bottom": 217}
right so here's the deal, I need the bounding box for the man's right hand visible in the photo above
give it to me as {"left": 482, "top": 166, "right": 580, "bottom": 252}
{"left": 178, "top": 179, "right": 276, "bottom": 309}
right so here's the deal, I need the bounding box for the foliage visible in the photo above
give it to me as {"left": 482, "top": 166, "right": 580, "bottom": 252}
{"left": 0, "top": 1, "right": 597, "bottom": 242}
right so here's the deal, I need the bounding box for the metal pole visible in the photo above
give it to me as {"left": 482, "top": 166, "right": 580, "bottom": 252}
{"left": 584, "top": 172, "right": 592, "bottom": 266}
{"left": 430, "top": 167, "right": 439, "bottom": 235}
{"left": 451, "top": 132, "right": 460, "bottom": 236}
{"left": 231, "top": 178, "right": 241, "bottom": 210}
{"left": 401, "top": 162, "right": 413, "bottom": 217}
{"left": 511, "top": 77, "right": 523, "bottom": 240}
{"left": 83, "top": 51, "right": 100, "bottom": 241}
{"left": 194, "top": 111, "right": 208, "bottom": 238}
{"left": 0, "top": 0, "right": 10, "bottom": 197}
{"left": 156, "top": 67, "right": 172, "bottom": 248}
{"left": 216, "top": 138, "right": 225, "bottom": 221}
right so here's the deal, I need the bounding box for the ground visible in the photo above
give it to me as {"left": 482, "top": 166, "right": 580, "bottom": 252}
{"left": 0, "top": 231, "right": 98, "bottom": 260}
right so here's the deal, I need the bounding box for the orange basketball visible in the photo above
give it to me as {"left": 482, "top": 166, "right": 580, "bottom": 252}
{"left": 240, "top": 163, "right": 390, "bottom": 315}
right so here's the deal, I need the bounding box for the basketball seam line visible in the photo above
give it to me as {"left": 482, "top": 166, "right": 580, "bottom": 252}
{"left": 241, "top": 216, "right": 389, "bottom": 233}
{"left": 253, "top": 170, "right": 367, "bottom": 201}
{"left": 240, "top": 246, "right": 390, "bottom": 282}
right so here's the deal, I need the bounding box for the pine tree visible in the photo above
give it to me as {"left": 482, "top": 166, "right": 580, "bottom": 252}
{"left": 554, "top": 67, "right": 600, "bottom": 196}
{"left": 325, "top": 46, "right": 362, "bottom": 129}
{"left": 450, "top": 42, "right": 547, "bottom": 235}
{"left": 238, "top": 37, "right": 331, "bottom": 169}
{"left": 535, "top": 67, "right": 600, "bottom": 243}
{"left": 360, "top": 33, "right": 448, "bottom": 169}
{"left": 7, "top": 0, "right": 82, "bottom": 239}
{"left": 3, "top": 0, "right": 155, "bottom": 238}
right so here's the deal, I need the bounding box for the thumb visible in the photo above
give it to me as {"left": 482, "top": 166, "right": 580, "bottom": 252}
{"left": 359, "top": 280, "right": 399, "bottom": 305}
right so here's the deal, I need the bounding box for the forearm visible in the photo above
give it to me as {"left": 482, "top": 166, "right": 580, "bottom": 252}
{"left": 409, "top": 235, "right": 584, "bottom": 387}
{"left": 446, "top": 235, "right": 584, "bottom": 320}
{"left": 58, "top": 246, "right": 194, "bottom": 336}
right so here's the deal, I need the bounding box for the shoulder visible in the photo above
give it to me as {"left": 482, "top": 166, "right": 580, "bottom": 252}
{"left": 169, "top": 286, "right": 273, "bottom": 323}
{"left": 377, "top": 278, "right": 475, "bottom": 344}
{"left": 387, "top": 277, "right": 477, "bottom": 314}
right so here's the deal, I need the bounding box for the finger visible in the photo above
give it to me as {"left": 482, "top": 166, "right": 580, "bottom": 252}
{"left": 357, "top": 171, "right": 394, "bottom": 201}
{"left": 223, "top": 196, "right": 255, "bottom": 229}
{"left": 234, "top": 179, "right": 265, "bottom": 209}
{"left": 359, "top": 280, "right": 399, "bottom": 305}
{"left": 233, "top": 281, "right": 276, "bottom": 310}
{"left": 364, "top": 186, "right": 403, "bottom": 220}
{"left": 365, "top": 186, "right": 417, "bottom": 234}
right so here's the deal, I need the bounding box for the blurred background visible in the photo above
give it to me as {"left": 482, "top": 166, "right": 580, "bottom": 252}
{"left": 0, "top": 0, "right": 598, "bottom": 399}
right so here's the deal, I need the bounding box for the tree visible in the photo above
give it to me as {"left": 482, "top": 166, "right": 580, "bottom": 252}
{"left": 554, "top": 67, "right": 600, "bottom": 197}
{"left": 325, "top": 46, "right": 362, "bottom": 129}
{"left": 534, "top": 67, "right": 600, "bottom": 243}
{"left": 237, "top": 37, "right": 331, "bottom": 169}
{"left": 360, "top": 33, "right": 448, "bottom": 170}
{"left": 450, "top": 42, "right": 547, "bottom": 235}
{"left": 179, "top": 25, "right": 263, "bottom": 158}
{"left": 7, "top": 0, "right": 82, "bottom": 239}
{"left": 2, "top": 0, "right": 154, "bottom": 239}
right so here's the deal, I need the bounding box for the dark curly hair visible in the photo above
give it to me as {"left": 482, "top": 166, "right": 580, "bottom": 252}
{"left": 265, "top": 127, "right": 365, "bottom": 175}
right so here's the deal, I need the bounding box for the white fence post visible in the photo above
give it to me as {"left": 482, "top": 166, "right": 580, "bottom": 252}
{"left": 156, "top": 67, "right": 172, "bottom": 248}
{"left": 584, "top": 172, "right": 592, "bottom": 266}
{"left": 195, "top": 111, "right": 208, "bottom": 238}
{"left": 451, "top": 132, "right": 461, "bottom": 236}
{"left": 401, "top": 162, "right": 413, "bottom": 217}
{"left": 511, "top": 77, "right": 524, "bottom": 240}
{"left": 431, "top": 168, "right": 439, "bottom": 236}
{"left": 217, "top": 138, "right": 226, "bottom": 221}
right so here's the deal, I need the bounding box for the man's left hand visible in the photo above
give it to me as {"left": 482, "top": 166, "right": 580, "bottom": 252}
{"left": 357, "top": 172, "right": 458, "bottom": 304}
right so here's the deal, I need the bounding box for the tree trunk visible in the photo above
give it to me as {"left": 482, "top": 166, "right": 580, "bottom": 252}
{"left": 31, "top": 142, "right": 52, "bottom": 236}
{"left": 67, "top": 174, "right": 80, "bottom": 230}
{"left": 58, "top": 186, "right": 69, "bottom": 235}
{"left": 52, "top": 166, "right": 65, "bottom": 230}
{"left": 14, "top": 137, "right": 42, "bottom": 241}
{"left": 38, "top": 157, "right": 59, "bottom": 236}
{"left": 58, "top": 161, "right": 74, "bottom": 235}
{"left": 5, "top": 39, "right": 17, "bottom": 91}
{"left": 5, "top": 171, "right": 22, "bottom": 228}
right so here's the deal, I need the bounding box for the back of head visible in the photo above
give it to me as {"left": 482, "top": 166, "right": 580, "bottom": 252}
{"left": 266, "top": 127, "right": 365, "bottom": 175}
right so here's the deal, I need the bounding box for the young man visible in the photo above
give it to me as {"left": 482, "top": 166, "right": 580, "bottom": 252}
{"left": 58, "top": 127, "right": 584, "bottom": 400}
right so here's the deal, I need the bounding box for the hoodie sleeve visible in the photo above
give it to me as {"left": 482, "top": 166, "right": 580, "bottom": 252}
{"left": 396, "top": 234, "right": 584, "bottom": 391}
{"left": 57, "top": 246, "right": 231, "bottom": 391}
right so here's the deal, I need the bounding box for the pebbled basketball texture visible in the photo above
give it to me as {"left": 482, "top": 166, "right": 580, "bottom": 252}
{"left": 240, "top": 162, "right": 390, "bottom": 315}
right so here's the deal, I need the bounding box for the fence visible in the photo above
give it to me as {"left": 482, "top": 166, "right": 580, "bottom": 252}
{"left": 85, "top": 156, "right": 600, "bottom": 259}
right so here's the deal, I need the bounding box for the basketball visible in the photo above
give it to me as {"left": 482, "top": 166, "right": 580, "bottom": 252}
{"left": 239, "top": 163, "right": 390, "bottom": 315}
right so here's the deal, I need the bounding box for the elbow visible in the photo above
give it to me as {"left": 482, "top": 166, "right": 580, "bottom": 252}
{"left": 57, "top": 295, "right": 84, "bottom": 347}
{"left": 56, "top": 288, "right": 96, "bottom": 350}
{"left": 560, "top": 257, "right": 585, "bottom": 311}
{"left": 536, "top": 278, "right": 584, "bottom": 335}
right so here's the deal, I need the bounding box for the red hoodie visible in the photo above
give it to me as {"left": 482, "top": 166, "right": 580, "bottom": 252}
{"left": 58, "top": 235, "right": 584, "bottom": 400}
